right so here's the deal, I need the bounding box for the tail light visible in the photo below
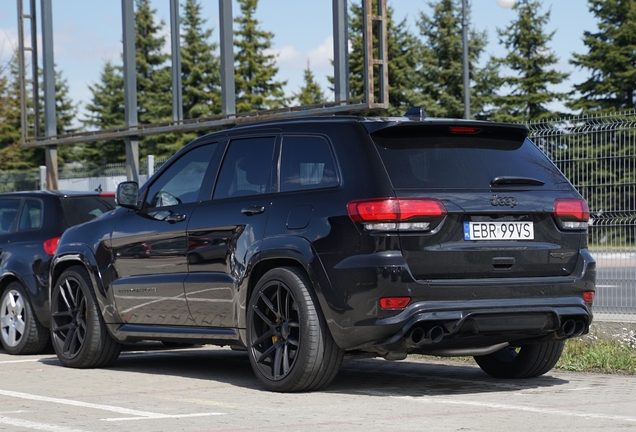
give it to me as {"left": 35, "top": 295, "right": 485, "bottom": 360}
{"left": 347, "top": 198, "right": 447, "bottom": 231}
{"left": 379, "top": 297, "right": 411, "bottom": 310}
{"left": 554, "top": 198, "right": 589, "bottom": 230}
{"left": 43, "top": 237, "right": 60, "bottom": 255}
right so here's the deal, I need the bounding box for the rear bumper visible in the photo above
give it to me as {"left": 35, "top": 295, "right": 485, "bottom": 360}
{"left": 323, "top": 248, "right": 595, "bottom": 352}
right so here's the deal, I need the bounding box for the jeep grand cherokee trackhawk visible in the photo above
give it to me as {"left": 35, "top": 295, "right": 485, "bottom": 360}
{"left": 49, "top": 113, "right": 595, "bottom": 392}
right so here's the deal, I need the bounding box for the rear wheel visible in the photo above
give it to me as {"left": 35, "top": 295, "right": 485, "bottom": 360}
{"left": 474, "top": 341, "right": 565, "bottom": 379}
{"left": 247, "top": 267, "right": 343, "bottom": 392}
{"left": 0, "top": 281, "right": 49, "bottom": 355}
{"left": 50, "top": 266, "right": 121, "bottom": 368}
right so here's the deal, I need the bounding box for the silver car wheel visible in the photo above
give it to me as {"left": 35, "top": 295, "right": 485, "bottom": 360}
{"left": 1, "top": 289, "right": 26, "bottom": 348}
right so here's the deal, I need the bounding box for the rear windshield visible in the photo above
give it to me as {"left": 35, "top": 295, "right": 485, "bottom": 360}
{"left": 61, "top": 196, "right": 116, "bottom": 226}
{"left": 371, "top": 125, "right": 572, "bottom": 190}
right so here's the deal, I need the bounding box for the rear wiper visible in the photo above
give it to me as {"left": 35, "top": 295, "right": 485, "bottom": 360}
{"left": 490, "top": 176, "right": 545, "bottom": 186}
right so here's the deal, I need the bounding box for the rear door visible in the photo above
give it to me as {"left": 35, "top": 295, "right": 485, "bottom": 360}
{"left": 0, "top": 198, "right": 22, "bottom": 269}
{"left": 185, "top": 136, "right": 276, "bottom": 327}
{"left": 370, "top": 122, "right": 586, "bottom": 280}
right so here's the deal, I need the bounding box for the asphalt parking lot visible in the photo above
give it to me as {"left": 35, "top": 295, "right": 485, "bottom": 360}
{"left": 0, "top": 344, "right": 634, "bottom": 432}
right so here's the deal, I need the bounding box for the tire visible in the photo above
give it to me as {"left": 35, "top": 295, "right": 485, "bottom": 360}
{"left": 247, "top": 267, "right": 344, "bottom": 392}
{"left": 0, "top": 281, "right": 49, "bottom": 355}
{"left": 474, "top": 341, "right": 565, "bottom": 379}
{"left": 50, "top": 266, "right": 122, "bottom": 368}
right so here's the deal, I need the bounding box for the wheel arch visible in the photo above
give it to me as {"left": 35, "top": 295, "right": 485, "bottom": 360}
{"left": 51, "top": 244, "right": 108, "bottom": 308}
{"left": 241, "top": 236, "right": 341, "bottom": 348}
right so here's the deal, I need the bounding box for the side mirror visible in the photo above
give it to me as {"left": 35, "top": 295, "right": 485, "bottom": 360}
{"left": 116, "top": 181, "right": 139, "bottom": 209}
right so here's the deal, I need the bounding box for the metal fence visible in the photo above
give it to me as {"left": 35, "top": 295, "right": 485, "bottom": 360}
{"left": 529, "top": 110, "right": 636, "bottom": 319}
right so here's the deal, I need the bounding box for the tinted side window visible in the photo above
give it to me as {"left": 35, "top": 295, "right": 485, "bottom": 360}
{"left": 18, "top": 199, "right": 42, "bottom": 231}
{"left": 0, "top": 199, "right": 21, "bottom": 233}
{"left": 214, "top": 137, "right": 276, "bottom": 199}
{"left": 280, "top": 136, "right": 338, "bottom": 192}
{"left": 62, "top": 196, "right": 116, "bottom": 226}
{"left": 145, "top": 143, "right": 217, "bottom": 208}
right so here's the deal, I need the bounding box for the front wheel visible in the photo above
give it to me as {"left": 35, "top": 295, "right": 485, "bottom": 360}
{"left": 247, "top": 267, "right": 343, "bottom": 392}
{"left": 0, "top": 281, "right": 49, "bottom": 355}
{"left": 50, "top": 266, "right": 121, "bottom": 368}
{"left": 474, "top": 341, "right": 565, "bottom": 379}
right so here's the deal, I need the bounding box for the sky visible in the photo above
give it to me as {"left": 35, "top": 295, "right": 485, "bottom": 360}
{"left": 0, "top": 0, "right": 598, "bottom": 120}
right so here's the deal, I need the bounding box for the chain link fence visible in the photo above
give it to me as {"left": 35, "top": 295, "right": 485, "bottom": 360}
{"left": 529, "top": 110, "right": 636, "bottom": 319}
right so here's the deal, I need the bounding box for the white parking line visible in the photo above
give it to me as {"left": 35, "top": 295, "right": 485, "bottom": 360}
{"left": 395, "top": 394, "right": 636, "bottom": 423}
{"left": 0, "top": 358, "right": 58, "bottom": 364}
{"left": 103, "top": 412, "right": 225, "bottom": 421}
{"left": 0, "top": 415, "right": 87, "bottom": 432}
{"left": 0, "top": 389, "right": 225, "bottom": 421}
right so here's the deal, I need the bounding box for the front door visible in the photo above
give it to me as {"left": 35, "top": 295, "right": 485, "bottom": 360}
{"left": 110, "top": 142, "right": 218, "bottom": 325}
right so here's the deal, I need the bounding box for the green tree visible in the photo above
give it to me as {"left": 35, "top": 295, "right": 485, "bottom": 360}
{"left": 181, "top": 0, "right": 221, "bottom": 119}
{"left": 568, "top": 0, "right": 636, "bottom": 113}
{"left": 347, "top": 1, "right": 432, "bottom": 116}
{"left": 135, "top": 0, "right": 173, "bottom": 158}
{"left": 294, "top": 61, "right": 326, "bottom": 106}
{"left": 0, "top": 54, "right": 76, "bottom": 169}
{"left": 234, "top": 0, "right": 287, "bottom": 112}
{"left": 0, "top": 56, "right": 28, "bottom": 170}
{"left": 52, "top": 69, "right": 80, "bottom": 164}
{"left": 417, "top": 0, "right": 498, "bottom": 119}
{"left": 80, "top": 61, "right": 126, "bottom": 164}
{"left": 490, "top": 0, "right": 569, "bottom": 122}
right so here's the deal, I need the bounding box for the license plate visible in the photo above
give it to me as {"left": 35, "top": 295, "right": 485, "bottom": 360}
{"left": 464, "top": 221, "right": 534, "bottom": 240}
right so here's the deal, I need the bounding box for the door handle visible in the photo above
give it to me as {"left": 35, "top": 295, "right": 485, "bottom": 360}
{"left": 164, "top": 213, "right": 187, "bottom": 223}
{"left": 241, "top": 206, "right": 265, "bottom": 216}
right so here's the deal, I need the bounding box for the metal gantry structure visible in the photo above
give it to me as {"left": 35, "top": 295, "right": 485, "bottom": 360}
{"left": 16, "top": 0, "right": 388, "bottom": 187}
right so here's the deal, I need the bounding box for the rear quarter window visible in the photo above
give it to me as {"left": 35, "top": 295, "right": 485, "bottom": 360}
{"left": 371, "top": 125, "right": 572, "bottom": 190}
{"left": 62, "top": 196, "right": 116, "bottom": 226}
{"left": 280, "top": 135, "right": 338, "bottom": 192}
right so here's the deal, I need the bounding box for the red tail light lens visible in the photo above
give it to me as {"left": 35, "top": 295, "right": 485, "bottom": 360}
{"left": 43, "top": 237, "right": 60, "bottom": 255}
{"left": 583, "top": 291, "right": 594, "bottom": 303}
{"left": 379, "top": 297, "right": 411, "bottom": 310}
{"left": 554, "top": 198, "right": 589, "bottom": 229}
{"left": 347, "top": 198, "right": 447, "bottom": 223}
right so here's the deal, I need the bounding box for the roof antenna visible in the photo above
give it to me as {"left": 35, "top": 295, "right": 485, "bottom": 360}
{"left": 95, "top": 184, "right": 102, "bottom": 193}
{"left": 403, "top": 106, "right": 426, "bottom": 120}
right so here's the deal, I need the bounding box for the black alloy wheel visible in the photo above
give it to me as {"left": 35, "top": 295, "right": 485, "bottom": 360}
{"left": 50, "top": 266, "right": 121, "bottom": 368}
{"left": 247, "top": 267, "right": 343, "bottom": 392}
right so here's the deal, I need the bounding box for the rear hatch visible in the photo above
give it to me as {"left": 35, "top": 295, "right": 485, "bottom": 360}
{"left": 367, "top": 121, "right": 588, "bottom": 280}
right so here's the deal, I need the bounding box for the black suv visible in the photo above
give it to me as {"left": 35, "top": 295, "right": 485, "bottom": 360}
{"left": 50, "top": 114, "right": 595, "bottom": 392}
{"left": 0, "top": 190, "right": 116, "bottom": 354}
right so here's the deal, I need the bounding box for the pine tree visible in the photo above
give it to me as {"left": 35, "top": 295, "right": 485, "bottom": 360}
{"left": 135, "top": 0, "right": 173, "bottom": 158}
{"left": 294, "top": 61, "right": 326, "bottom": 106}
{"left": 81, "top": 61, "right": 126, "bottom": 164}
{"left": 234, "top": 0, "right": 287, "bottom": 112}
{"left": 489, "top": 0, "right": 569, "bottom": 122}
{"left": 568, "top": 0, "right": 636, "bottom": 112}
{"left": 52, "top": 69, "right": 80, "bottom": 164}
{"left": 347, "top": 1, "right": 432, "bottom": 116}
{"left": 181, "top": 0, "right": 221, "bottom": 119}
{"left": 417, "top": 0, "right": 498, "bottom": 119}
{"left": 0, "top": 53, "right": 79, "bottom": 169}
